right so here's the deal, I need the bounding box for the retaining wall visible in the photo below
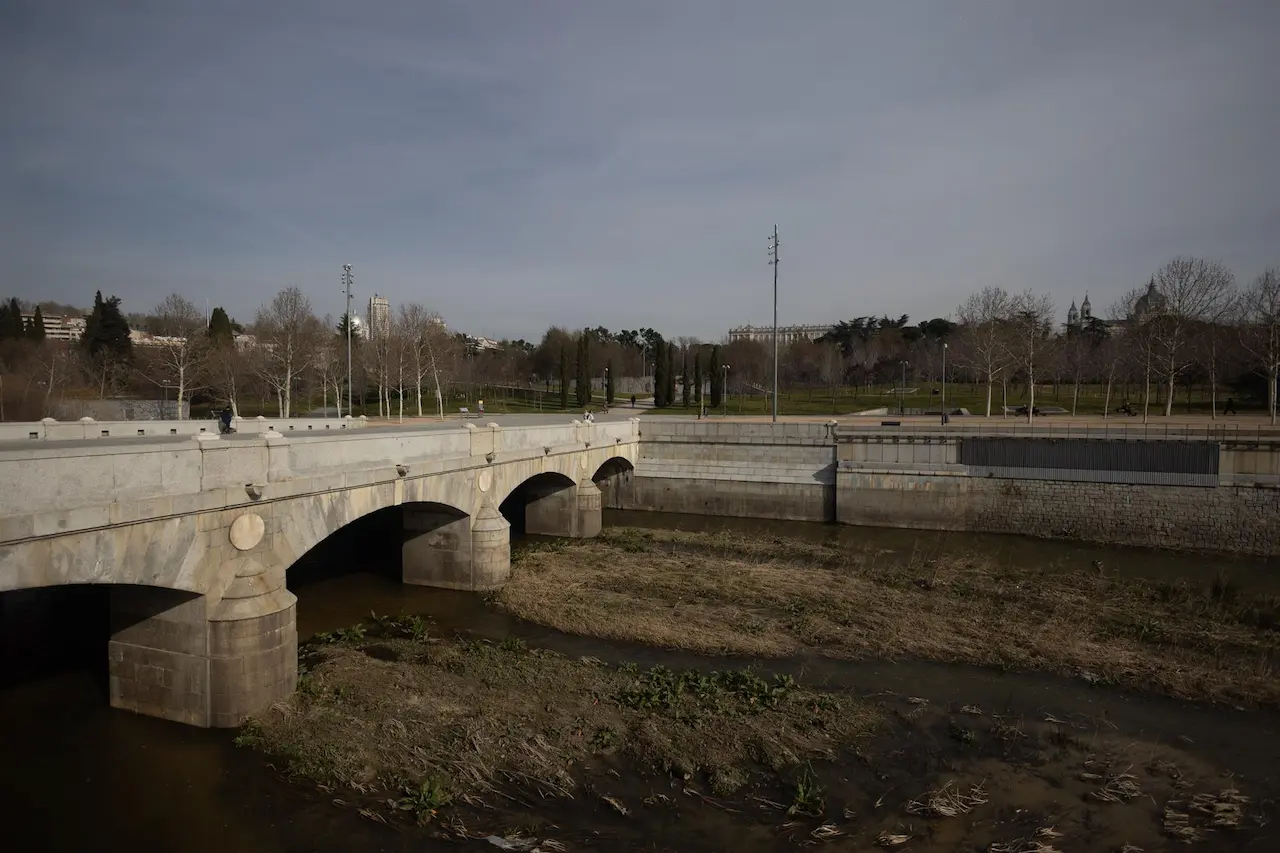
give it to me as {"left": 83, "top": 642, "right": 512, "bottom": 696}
{"left": 602, "top": 421, "right": 837, "bottom": 521}
{"left": 611, "top": 420, "right": 1280, "bottom": 555}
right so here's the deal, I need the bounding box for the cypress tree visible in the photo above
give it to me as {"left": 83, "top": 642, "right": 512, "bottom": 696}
{"left": 82, "top": 291, "right": 133, "bottom": 363}
{"left": 653, "top": 340, "right": 667, "bottom": 407}
{"left": 0, "top": 301, "right": 10, "bottom": 340}
{"left": 3, "top": 298, "right": 24, "bottom": 340}
{"left": 28, "top": 305, "right": 47, "bottom": 342}
{"left": 681, "top": 351, "right": 691, "bottom": 407}
{"left": 709, "top": 345, "right": 722, "bottom": 408}
{"left": 605, "top": 358, "right": 616, "bottom": 406}
{"left": 693, "top": 353, "right": 703, "bottom": 406}
{"left": 575, "top": 333, "right": 591, "bottom": 408}
{"left": 558, "top": 344, "right": 570, "bottom": 409}
{"left": 208, "top": 306, "right": 235, "bottom": 344}
{"left": 666, "top": 345, "right": 675, "bottom": 407}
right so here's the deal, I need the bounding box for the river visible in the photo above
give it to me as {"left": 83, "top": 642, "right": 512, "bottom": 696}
{"left": 1, "top": 511, "right": 1276, "bottom": 851}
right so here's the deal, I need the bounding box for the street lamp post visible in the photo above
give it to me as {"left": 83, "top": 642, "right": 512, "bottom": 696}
{"left": 722, "top": 364, "right": 731, "bottom": 418}
{"left": 768, "top": 225, "right": 780, "bottom": 424}
{"left": 342, "top": 264, "right": 354, "bottom": 416}
{"left": 602, "top": 365, "right": 609, "bottom": 410}
{"left": 941, "top": 343, "right": 949, "bottom": 426}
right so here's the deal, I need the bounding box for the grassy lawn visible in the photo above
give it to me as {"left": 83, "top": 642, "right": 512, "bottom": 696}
{"left": 649, "top": 383, "right": 1265, "bottom": 417}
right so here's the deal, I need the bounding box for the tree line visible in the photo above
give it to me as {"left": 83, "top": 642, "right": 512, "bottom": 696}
{"left": 948, "top": 258, "right": 1280, "bottom": 424}
{"left": 2, "top": 254, "right": 1276, "bottom": 423}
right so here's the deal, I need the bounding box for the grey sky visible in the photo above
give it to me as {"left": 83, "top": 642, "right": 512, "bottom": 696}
{"left": 2, "top": 1, "right": 1277, "bottom": 340}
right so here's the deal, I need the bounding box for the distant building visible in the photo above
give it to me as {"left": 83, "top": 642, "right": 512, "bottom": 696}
{"left": 20, "top": 312, "right": 85, "bottom": 342}
{"left": 464, "top": 334, "right": 501, "bottom": 353}
{"left": 1131, "top": 278, "right": 1167, "bottom": 323}
{"left": 367, "top": 295, "right": 390, "bottom": 339}
{"left": 129, "top": 330, "right": 185, "bottom": 347}
{"left": 728, "top": 324, "right": 833, "bottom": 345}
{"left": 1065, "top": 293, "right": 1093, "bottom": 329}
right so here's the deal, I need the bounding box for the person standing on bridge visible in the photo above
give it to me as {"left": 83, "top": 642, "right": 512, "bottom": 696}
{"left": 219, "top": 407, "right": 235, "bottom": 434}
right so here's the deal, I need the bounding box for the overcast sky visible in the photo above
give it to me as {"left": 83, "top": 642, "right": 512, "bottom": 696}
{"left": 2, "top": 1, "right": 1277, "bottom": 340}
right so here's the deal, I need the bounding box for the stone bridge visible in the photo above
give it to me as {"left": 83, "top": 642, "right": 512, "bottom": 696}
{"left": 0, "top": 419, "right": 640, "bottom": 727}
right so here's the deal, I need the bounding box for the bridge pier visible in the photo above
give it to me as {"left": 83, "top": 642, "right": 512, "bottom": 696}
{"left": 526, "top": 478, "right": 602, "bottom": 539}
{"left": 402, "top": 500, "right": 511, "bottom": 590}
{"left": 108, "top": 569, "right": 297, "bottom": 728}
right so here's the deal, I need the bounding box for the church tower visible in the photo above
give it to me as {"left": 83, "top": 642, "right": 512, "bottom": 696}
{"left": 1066, "top": 300, "right": 1079, "bottom": 328}
{"left": 1081, "top": 293, "right": 1092, "bottom": 322}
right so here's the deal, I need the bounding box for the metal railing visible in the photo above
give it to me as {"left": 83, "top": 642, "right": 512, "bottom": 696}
{"left": 833, "top": 421, "right": 1280, "bottom": 444}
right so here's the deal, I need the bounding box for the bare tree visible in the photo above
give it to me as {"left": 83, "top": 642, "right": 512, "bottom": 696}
{"left": 399, "top": 303, "right": 455, "bottom": 419}
{"left": 1005, "top": 290, "right": 1055, "bottom": 424}
{"left": 1240, "top": 267, "right": 1280, "bottom": 424}
{"left": 312, "top": 328, "right": 346, "bottom": 417}
{"left": 1110, "top": 288, "right": 1157, "bottom": 422}
{"left": 817, "top": 342, "right": 844, "bottom": 411}
{"left": 252, "top": 287, "right": 321, "bottom": 417}
{"left": 137, "top": 293, "right": 210, "bottom": 419}
{"left": 955, "top": 287, "right": 1013, "bottom": 417}
{"left": 1148, "top": 257, "right": 1235, "bottom": 417}
{"left": 31, "top": 344, "right": 75, "bottom": 418}
{"left": 1094, "top": 333, "right": 1125, "bottom": 418}
{"left": 208, "top": 341, "right": 249, "bottom": 417}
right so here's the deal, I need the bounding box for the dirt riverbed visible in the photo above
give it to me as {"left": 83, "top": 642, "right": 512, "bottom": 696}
{"left": 243, "top": 528, "right": 1280, "bottom": 851}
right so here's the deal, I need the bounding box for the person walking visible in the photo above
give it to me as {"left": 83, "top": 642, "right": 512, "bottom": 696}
{"left": 1224, "top": 397, "right": 1237, "bottom": 416}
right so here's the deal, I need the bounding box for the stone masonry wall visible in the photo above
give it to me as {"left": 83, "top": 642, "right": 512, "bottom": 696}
{"left": 614, "top": 420, "right": 837, "bottom": 522}
{"left": 837, "top": 471, "right": 1280, "bottom": 556}
{"left": 613, "top": 423, "right": 1280, "bottom": 555}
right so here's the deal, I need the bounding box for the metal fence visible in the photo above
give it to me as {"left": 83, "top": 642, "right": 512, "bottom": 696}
{"left": 834, "top": 421, "right": 1280, "bottom": 444}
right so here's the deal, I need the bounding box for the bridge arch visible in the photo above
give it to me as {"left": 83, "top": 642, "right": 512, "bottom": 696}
{"left": 592, "top": 455, "right": 636, "bottom": 512}
{"left": 496, "top": 466, "right": 601, "bottom": 537}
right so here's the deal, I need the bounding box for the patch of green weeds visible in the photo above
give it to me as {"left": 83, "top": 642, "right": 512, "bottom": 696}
{"left": 391, "top": 778, "right": 452, "bottom": 825}
{"left": 614, "top": 665, "right": 794, "bottom": 715}
{"left": 788, "top": 765, "right": 825, "bottom": 817}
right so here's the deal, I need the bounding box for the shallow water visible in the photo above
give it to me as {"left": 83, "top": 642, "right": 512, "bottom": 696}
{"left": 0, "top": 511, "right": 1276, "bottom": 851}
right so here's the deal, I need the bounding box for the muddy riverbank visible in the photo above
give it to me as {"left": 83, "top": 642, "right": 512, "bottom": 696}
{"left": 499, "top": 526, "right": 1280, "bottom": 708}
{"left": 245, "top": 606, "right": 1277, "bottom": 852}
{"left": 245, "top": 517, "right": 1280, "bottom": 851}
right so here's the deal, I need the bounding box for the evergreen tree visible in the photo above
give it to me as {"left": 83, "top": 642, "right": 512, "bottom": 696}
{"left": 82, "top": 290, "right": 133, "bottom": 363}
{"left": 2, "top": 298, "right": 24, "bottom": 340}
{"left": 575, "top": 332, "right": 591, "bottom": 408}
{"left": 605, "top": 359, "right": 616, "bottom": 406}
{"left": 667, "top": 345, "right": 676, "bottom": 406}
{"left": 0, "top": 301, "right": 10, "bottom": 341}
{"left": 335, "top": 312, "right": 362, "bottom": 344}
{"left": 653, "top": 340, "right": 667, "bottom": 407}
{"left": 693, "top": 353, "right": 703, "bottom": 405}
{"left": 681, "top": 351, "right": 691, "bottom": 407}
{"left": 709, "top": 345, "right": 722, "bottom": 408}
{"left": 208, "top": 306, "right": 235, "bottom": 344}
{"left": 558, "top": 344, "right": 570, "bottom": 409}
{"left": 27, "top": 305, "right": 46, "bottom": 342}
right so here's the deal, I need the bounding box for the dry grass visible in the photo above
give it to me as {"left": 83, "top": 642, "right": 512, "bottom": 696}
{"left": 240, "top": 623, "right": 880, "bottom": 818}
{"left": 498, "top": 528, "right": 1280, "bottom": 706}
{"left": 904, "top": 779, "right": 989, "bottom": 818}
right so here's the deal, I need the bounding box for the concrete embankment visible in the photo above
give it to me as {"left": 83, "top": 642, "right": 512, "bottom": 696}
{"left": 600, "top": 420, "right": 1280, "bottom": 556}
